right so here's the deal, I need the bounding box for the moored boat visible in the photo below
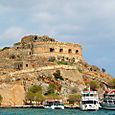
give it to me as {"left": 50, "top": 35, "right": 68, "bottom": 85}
{"left": 44, "top": 99, "right": 64, "bottom": 109}
{"left": 80, "top": 87, "right": 100, "bottom": 111}
{"left": 101, "top": 90, "right": 115, "bottom": 109}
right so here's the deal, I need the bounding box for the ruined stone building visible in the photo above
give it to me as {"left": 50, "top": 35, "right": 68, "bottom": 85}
{"left": 0, "top": 35, "right": 83, "bottom": 72}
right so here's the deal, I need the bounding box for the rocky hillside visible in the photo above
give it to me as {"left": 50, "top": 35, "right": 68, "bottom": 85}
{"left": 0, "top": 35, "right": 114, "bottom": 106}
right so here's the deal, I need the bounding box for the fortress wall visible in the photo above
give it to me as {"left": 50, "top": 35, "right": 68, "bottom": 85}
{"left": 9, "top": 65, "right": 79, "bottom": 76}
{"left": 33, "top": 53, "right": 82, "bottom": 61}
{"left": 32, "top": 42, "right": 82, "bottom": 57}
{"left": 9, "top": 48, "right": 32, "bottom": 59}
{"left": 20, "top": 53, "right": 82, "bottom": 70}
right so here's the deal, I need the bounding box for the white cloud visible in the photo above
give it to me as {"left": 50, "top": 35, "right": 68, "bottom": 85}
{"left": 0, "top": 27, "right": 25, "bottom": 40}
{"left": 0, "top": 27, "right": 26, "bottom": 47}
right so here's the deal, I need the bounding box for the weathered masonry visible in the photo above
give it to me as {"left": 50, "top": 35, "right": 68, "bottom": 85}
{"left": 0, "top": 35, "right": 83, "bottom": 71}
{"left": 21, "top": 35, "right": 82, "bottom": 59}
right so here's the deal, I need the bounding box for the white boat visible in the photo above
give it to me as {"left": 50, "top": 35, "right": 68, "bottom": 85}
{"left": 101, "top": 90, "right": 115, "bottom": 109}
{"left": 44, "top": 100, "right": 64, "bottom": 109}
{"left": 80, "top": 87, "right": 100, "bottom": 110}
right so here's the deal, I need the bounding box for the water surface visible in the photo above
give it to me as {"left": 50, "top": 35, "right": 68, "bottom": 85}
{"left": 0, "top": 108, "right": 115, "bottom": 115}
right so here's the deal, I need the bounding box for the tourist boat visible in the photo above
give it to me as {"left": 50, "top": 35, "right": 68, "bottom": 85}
{"left": 80, "top": 87, "right": 100, "bottom": 110}
{"left": 101, "top": 90, "right": 115, "bottom": 109}
{"left": 44, "top": 99, "right": 64, "bottom": 109}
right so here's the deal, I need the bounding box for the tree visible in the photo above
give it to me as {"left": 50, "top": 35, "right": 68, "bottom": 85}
{"left": 53, "top": 70, "right": 64, "bottom": 80}
{"left": 45, "top": 93, "right": 60, "bottom": 100}
{"left": 26, "top": 91, "right": 35, "bottom": 104}
{"left": 102, "top": 68, "right": 106, "bottom": 73}
{"left": 35, "top": 93, "right": 45, "bottom": 104}
{"left": 71, "top": 87, "right": 79, "bottom": 94}
{"left": 46, "top": 84, "right": 56, "bottom": 95}
{"left": 48, "top": 57, "right": 55, "bottom": 62}
{"left": 68, "top": 94, "right": 81, "bottom": 105}
{"left": 89, "top": 81, "right": 99, "bottom": 91}
{"left": 90, "top": 65, "right": 100, "bottom": 72}
{"left": 13, "top": 42, "right": 21, "bottom": 46}
{"left": 29, "top": 85, "right": 42, "bottom": 94}
{"left": 111, "top": 78, "right": 115, "bottom": 88}
{"left": 26, "top": 85, "right": 44, "bottom": 105}
{"left": 0, "top": 95, "right": 3, "bottom": 105}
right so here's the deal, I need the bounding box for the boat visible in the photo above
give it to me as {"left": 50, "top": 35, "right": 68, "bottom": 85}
{"left": 80, "top": 87, "right": 100, "bottom": 110}
{"left": 101, "top": 90, "right": 115, "bottom": 109}
{"left": 44, "top": 99, "right": 64, "bottom": 109}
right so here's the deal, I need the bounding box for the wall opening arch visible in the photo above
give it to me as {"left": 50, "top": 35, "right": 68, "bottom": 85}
{"left": 60, "top": 48, "right": 63, "bottom": 53}
{"left": 50, "top": 48, "right": 55, "bottom": 52}
{"left": 34, "top": 36, "right": 38, "bottom": 40}
{"left": 68, "top": 49, "right": 72, "bottom": 53}
{"left": 76, "top": 50, "right": 79, "bottom": 54}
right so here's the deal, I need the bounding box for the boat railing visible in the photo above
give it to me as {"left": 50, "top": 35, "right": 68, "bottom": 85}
{"left": 81, "top": 91, "right": 97, "bottom": 94}
{"left": 81, "top": 96, "right": 98, "bottom": 100}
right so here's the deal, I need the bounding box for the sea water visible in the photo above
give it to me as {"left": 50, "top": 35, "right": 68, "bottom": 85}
{"left": 0, "top": 108, "right": 115, "bottom": 115}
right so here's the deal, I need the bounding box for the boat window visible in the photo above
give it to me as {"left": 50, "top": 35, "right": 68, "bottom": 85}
{"left": 108, "top": 101, "right": 113, "bottom": 103}
{"left": 83, "top": 94, "right": 90, "bottom": 97}
{"left": 54, "top": 101, "right": 60, "bottom": 105}
{"left": 82, "top": 100, "right": 97, "bottom": 104}
{"left": 94, "top": 101, "right": 96, "bottom": 104}
{"left": 86, "top": 94, "right": 89, "bottom": 96}
{"left": 45, "top": 102, "right": 53, "bottom": 106}
{"left": 104, "top": 100, "right": 107, "bottom": 103}
{"left": 90, "top": 94, "right": 94, "bottom": 96}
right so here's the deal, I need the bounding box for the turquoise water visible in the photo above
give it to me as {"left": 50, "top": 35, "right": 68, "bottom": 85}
{"left": 0, "top": 108, "right": 115, "bottom": 115}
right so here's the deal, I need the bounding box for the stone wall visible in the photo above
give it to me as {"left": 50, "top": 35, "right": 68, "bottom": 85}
{"left": 33, "top": 42, "right": 82, "bottom": 54}
{"left": 0, "top": 35, "right": 83, "bottom": 71}
{"left": 32, "top": 41, "right": 82, "bottom": 60}
{"left": 21, "top": 35, "right": 56, "bottom": 44}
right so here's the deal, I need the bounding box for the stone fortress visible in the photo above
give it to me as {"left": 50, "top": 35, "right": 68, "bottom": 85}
{"left": 0, "top": 35, "right": 82, "bottom": 72}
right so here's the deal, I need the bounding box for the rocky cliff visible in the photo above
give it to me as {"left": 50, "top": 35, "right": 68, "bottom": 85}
{"left": 0, "top": 35, "right": 114, "bottom": 106}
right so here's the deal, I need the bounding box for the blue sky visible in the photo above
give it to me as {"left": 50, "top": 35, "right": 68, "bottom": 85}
{"left": 0, "top": 0, "right": 115, "bottom": 77}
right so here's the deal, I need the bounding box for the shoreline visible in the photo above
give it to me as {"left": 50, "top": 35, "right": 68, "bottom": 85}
{"left": 0, "top": 105, "right": 80, "bottom": 109}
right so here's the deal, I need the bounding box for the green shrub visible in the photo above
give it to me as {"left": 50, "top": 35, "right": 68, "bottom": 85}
{"left": 78, "top": 67, "right": 83, "bottom": 73}
{"left": 26, "top": 85, "right": 44, "bottom": 104}
{"left": 1, "top": 47, "right": 10, "bottom": 51}
{"left": 14, "top": 42, "right": 21, "bottom": 46}
{"left": 57, "top": 61, "right": 68, "bottom": 65}
{"left": 0, "top": 95, "right": 3, "bottom": 105}
{"left": 29, "top": 85, "right": 42, "bottom": 94}
{"left": 35, "top": 93, "right": 45, "bottom": 102}
{"left": 68, "top": 94, "right": 81, "bottom": 105}
{"left": 48, "top": 57, "right": 56, "bottom": 62}
{"left": 0, "top": 49, "right": 2, "bottom": 51}
{"left": 46, "top": 84, "right": 56, "bottom": 95}
{"left": 89, "top": 81, "right": 99, "bottom": 91}
{"left": 90, "top": 65, "right": 100, "bottom": 72}
{"left": 53, "top": 70, "right": 64, "bottom": 80}
{"left": 111, "top": 78, "right": 115, "bottom": 88}
{"left": 45, "top": 93, "right": 60, "bottom": 99}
